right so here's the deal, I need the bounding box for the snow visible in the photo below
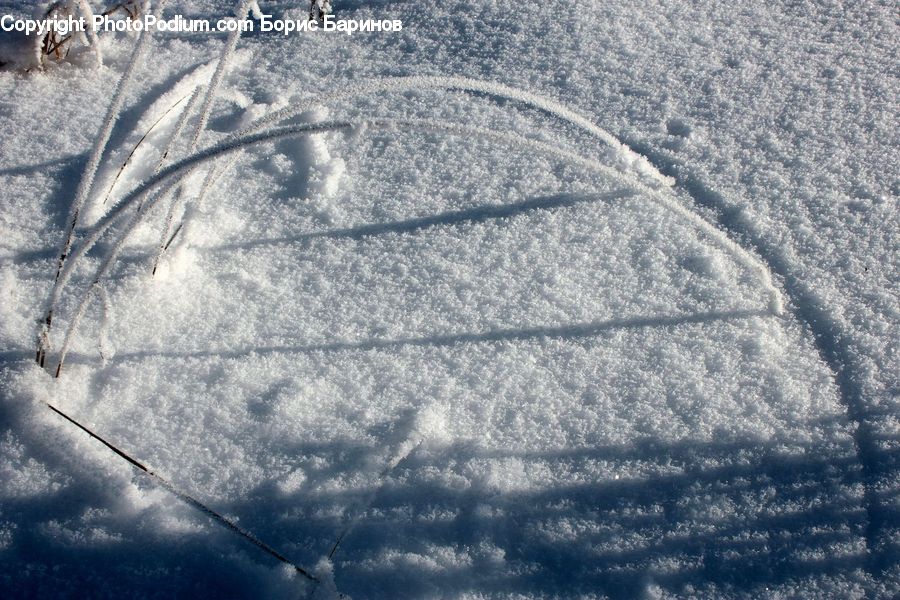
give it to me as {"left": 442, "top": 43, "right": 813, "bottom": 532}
{"left": 0, "top": 0, "right": 897, "bottom": 598}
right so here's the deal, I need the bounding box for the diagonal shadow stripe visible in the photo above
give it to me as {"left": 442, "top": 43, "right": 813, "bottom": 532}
{"left": 11, "top": 190, "right": 634, "bottom": 265}
{"left": 202, "top": 189, "right": 635, "bottom": 252}
{"left": 110, "top": 308, "right": 772, "bottom": 362}
{"left": 0, "top": 154, "right": 84, "bottom": 177}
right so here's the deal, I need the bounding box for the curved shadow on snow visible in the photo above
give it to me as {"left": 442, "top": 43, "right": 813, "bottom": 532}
{"left": 106, "top": 309, "right": 773, "bottom": 363}
{"left": 625, "top": 139, "right": 897, "bottom": 575}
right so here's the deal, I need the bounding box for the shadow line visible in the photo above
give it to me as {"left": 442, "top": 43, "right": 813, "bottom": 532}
{"left": 110, "top": 308, "right": 772, "bottom": 362}
{"left": 202, "top": 189, "right": 634, "bottom": 253}
{"left": 10, "top": 190, "right": 633, "bottom": 265}
{"left": 0, "top": 153, "right": 83, "bottom": 177}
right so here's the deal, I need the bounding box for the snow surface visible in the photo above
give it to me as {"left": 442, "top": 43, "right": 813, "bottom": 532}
{"left": 0, "top": 0, "right": 897, "bottom": 598}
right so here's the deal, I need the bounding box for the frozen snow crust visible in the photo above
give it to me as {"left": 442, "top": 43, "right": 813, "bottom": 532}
{"left": 0, "top": 1, "right": 897, "bottom": 598}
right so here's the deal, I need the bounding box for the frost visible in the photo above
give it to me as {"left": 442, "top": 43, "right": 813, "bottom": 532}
{"left": 2, "top": 0, "right": 896, "bottom": 597}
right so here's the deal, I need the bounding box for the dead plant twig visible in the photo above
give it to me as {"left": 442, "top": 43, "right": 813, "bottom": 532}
{"left": 100, "top": 92, "right": 192, "bottom": 206}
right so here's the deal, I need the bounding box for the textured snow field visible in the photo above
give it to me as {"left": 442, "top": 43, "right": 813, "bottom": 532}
{"left": 0, "top": 1, "right": 897, "bottom": 598}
